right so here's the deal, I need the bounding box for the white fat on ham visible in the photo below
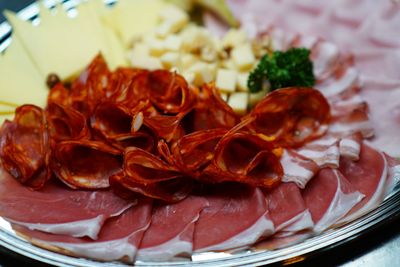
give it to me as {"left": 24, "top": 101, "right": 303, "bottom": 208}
{"left": 267, "top": 182, "right": 314, "bottom": 237}
{"left": 193, "top": 185, "right": 274, "bottom": 252}
{"left": 12, "top": 199, "right": 152, "bottom": 263}
{"left": 316, "top": 67, "right": 359, "bottom": 98}
{"left": 0, "top": 168, "right": 134, "bottom": 239}
{"left": 312, "top": 41, "right": 340, "bottom": 80}
{"left": 302, "top": 168, "right": 364, "bottom": 233}
{"left": 296, "top": 136, "right": 340, "bottom": 168}
{"left": 280, "top": 149, "right": 319, "bottom": 188}
{"left": 339, "top": 133, "right": 362, "bottom": 161}
{"left": 136, "top": 196, "right": 209, "bottom": 261}
{"left": 336, "top": 143, "right": 388, "bottom": 225}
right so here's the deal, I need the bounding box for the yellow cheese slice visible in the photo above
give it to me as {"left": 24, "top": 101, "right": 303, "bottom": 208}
{"left": 4, "top": 4, "right": 114, "bottom": 80}
{"left": 108, "top": 0, "right": 165, "bottom": 48}
{"left": 0, "top": 35, "right": 48, "bottom": 107}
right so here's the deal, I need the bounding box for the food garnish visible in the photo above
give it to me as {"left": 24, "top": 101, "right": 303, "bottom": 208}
{"left": 248, "top": 48, "right": 316, "bottom": 93}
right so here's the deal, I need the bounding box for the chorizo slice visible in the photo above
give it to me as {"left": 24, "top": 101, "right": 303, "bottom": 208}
{"left": 52, "top": 140, "right": 122, "bottom": 189}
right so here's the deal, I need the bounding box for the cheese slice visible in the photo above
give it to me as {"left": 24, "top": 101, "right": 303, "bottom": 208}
{"left": 4, "top": 3, "right": 114, "bottom": 80}
{"left": 108, "top": 0, "right": 165, "bottom": 48}
{"left": 0, "top": 35, "right": 48, "bottom": 107}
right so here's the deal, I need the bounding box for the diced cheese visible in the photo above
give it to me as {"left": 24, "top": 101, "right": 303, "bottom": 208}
{"left": 231, "top": 43, "right": 255, "bottom": 71}
{"left": 131, "top": 55, "right": 163, "bottom": 70}
{"left": 148, "top": 37, "right": 166, "bottom": 57}
{"left": 187, "top": 62, "right": 214, "bottom": 86}
{"left": 222, "top": 29, "right": 248, "bottom": 48}
{"left": 164, "top": 35, "right": 182, "bottom": 51}
{"left": 180, "top": 53, "right": 197, "bottom": 69}
{"left": 216, "top": 69, "right": 237, "bottom": 93}
{"left": 180, "top": 25, "right": 214, "bottom": 53}
{"left": 228, "top": 92, "right": 248, "bottom": 115}
{"left": 160, "top": 52, "right": 180, "bottom": 68}
{"left": 237, "top": 72, "right": 249, "bottom": 91}
{"left": 181, "top": 71, "right": 195, "bottom": 85}
{"left": 156, "top": 5, "right": 188, "bottom": 37}
{"left": 249, "top": 89, "right": 268, "bottom": 107}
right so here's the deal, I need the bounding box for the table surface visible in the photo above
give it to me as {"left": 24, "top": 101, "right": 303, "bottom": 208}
{"left": 1, "top": 1, "right": 400, "bottom": 266}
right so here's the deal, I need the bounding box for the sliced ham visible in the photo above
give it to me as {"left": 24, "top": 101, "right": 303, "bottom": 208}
{"left": 137, "top": 196, "right": 209, "bottom": 261}
{"left": 296, "top": 135, "right": 340, "bottom": 168}
{"left": 302, "top": 168, "right": 364, "bottom": 233}
{"left": 267, "top": 182, "right": 314, "bottom": 236}
{"left": 193, "top": 185, "right": 274, "bottom": 252}
{"left": 384, "top": 153, "right": 400, "bottom": 196}
{"left": 339, "top": 133, "right": 362, "bottom": 161}
{"left": 0, "top": 168, "right": 134, "bottom": 239}
{"left": 12, "top": 199, "right": 152, "bottom": 263}
{"left": 337, "top": 143, "right": 388, "bottom": 224}
{"left": 280, "top": 149, "right": 319, "bottom": 188}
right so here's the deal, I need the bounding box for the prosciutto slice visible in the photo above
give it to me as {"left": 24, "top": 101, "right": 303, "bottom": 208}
{"left": 137, "top": 196, "right": 209, "bottom": 261}
{"left": 193, "top": 185, "right": 274, "bottom": 252}
{"left": 267, "top": 182, "right": 314, "bottom": 236}
{"left": 337, "top": 143, "right": 388, "bottom": 224}
{"left": 0, "top": 168, "right": 135, "bottom": 239}
{"left": 12, "top": 199, "right": 152, "bottom": 263}
{"left": 302, "top": 168, "right": 364, "bottom": 233}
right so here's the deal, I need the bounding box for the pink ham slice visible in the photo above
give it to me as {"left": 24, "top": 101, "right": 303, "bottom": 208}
{"left": 0, "top": 168, "right": 134, "bottom": 239}
{"left": 193, "top": 185, "right": 274, "bottom": 252}
{"left": 12, "top": 199, "right": 152, "bottom": 263}
{"left": 384, "top": 153, "right": 400, "bottom": 196}
{"left": 302, "top": 168, "right": 364, "bottom": 233}
{"left": 280, "top": 149, "right": 319, "bottom": 188}
{"left": 137, "top": 196, "right": 209, "bottom": 261}
{"left": 267, "top": 182, "right": 313, "bottom": 236}
{"left": 337, "top": 143, "right": 388, "bottom": 224}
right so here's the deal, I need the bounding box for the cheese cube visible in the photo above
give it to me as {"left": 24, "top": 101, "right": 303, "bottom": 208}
{"left": 216, "top": 69, "right": 237, "bottom": 93}
{"left": 160, "top": 52, "right": 180, "bottom": 68}
{"left": 148, "top": 38, "right": 165, "bottom": 56}
{"left": 222, "top": 29, "right": 248, "bottom": 48}
{"left": 231, "top": 43, "right": 255, "bottom": 71}
{"left": 188, "top": 62, "right": 214, "bottom": 86}
{"left": 164, "top": 35, "right": 182, "bottom": 51}
{"left": 228, "top": 92, "right": 248, "bottom": 115}
{"left": 131, "top": 43, "right": 150, "bottom": 58}
{"left": 249, "top": 89, "right": 268, "bottom": 107}
{"left": 237, "top": 72, "right": 249, "bottom": 91}
{"left": 131, "top": 56, "right": 163, "bottom": 70}
{"left": 219, "top": 92, "right": 228, "bottom": 102}
{"left": 180, "top": 53, "right": 197, "bottom": 69}
{"left": 181, "top": 71, "right": 195, "bottom": 84}
{"left": 156, "top": 5, "right": 188, "bottom": 37}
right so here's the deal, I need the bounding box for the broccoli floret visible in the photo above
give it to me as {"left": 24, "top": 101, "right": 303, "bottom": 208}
{"left": 247, "top": 48, "right": 315, "bottom": 93}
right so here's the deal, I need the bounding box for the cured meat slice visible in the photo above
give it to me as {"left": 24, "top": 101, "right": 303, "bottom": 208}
{"left": 193, "top": 185, "right": 274, "bottom": 252}
{"left": 328, "top": 108, "right": 374, "bottom": 139}
{"left": 267, "top": 182, "right": 314, "bottom": 236}
{"left": 246, "top": 87, "right": 330, "bottom": 147}
{"left": 0, "top": 167, "right": 135, "bottom": 239}
{"left": 52, "top": 140, "right": 122, "bottom": 189}
{"left": 302, "top": 168, "right": 364, "bottom": 233}
{"left": 337, "top": 143, "right": 388, "bottom": 224}
{"left": 384, "top": 154, "right": 400, "bottom": 197}
{"left": 137, "top": 196, "right": 209, "bottom": 261}
{"left": 207, "top": 132, "right": 282, "bottom": 188}
{"left": 339, "top": 132, "right": 362, "bottom": 161}
{"left": 12, "top": 199, "right": 152, "bottom": 263}
{"left": 0, "top": 105, "right": 50, "bottom": 189}
{"left": 46, "top": 103, "right": 89, "bottom": 141}
{"left": 172, "top": 128, "right": 228, "bottom": 176}
{"left": 280, "top": 149, "right": 319, "bottom": 188}
{"left": 296, "top": 135, "right": 340, "bottom": 168}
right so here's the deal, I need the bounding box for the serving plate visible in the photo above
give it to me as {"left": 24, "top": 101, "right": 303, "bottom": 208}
{"left": 1, "top": 1, "right": 400, "bottom": 266}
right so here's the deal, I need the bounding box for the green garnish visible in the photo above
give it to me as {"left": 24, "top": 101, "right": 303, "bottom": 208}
{"left": 247, "top": 47, "right": 315, "bottom": 93}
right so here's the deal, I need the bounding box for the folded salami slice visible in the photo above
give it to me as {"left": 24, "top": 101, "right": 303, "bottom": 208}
{"left": 0, "top": 105, "right": 50, "bottom": 189}
{"left": 52, "top": 140, "right": 122, "bottom": 189}
{"left": 302, "top": 168, "right": 364, "bottom": 233}
{"left": 12, "top": 199, "right": 152, "bottom": 263}
{"left": 0, "top": 167, "right": 135, "bottom": 239}
{"left": 137, "top": 196, "right": 209, "bottom": 261}
{"left": 193, "top": 185, "right": 274, "bottom": 252}
{"left": 337, "top": 143, "right": 388, "bottom": 224}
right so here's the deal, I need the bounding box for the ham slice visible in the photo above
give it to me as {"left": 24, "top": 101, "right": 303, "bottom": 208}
{"left": 337, "top": 143, "right": 388, "bottom": 224}
{"left": 267, "top": 182, "right": 314, "bottom": 236}
{"left": 12, "top": 199, "right": 152, "bottom": 263}
{"left": 302, "top": 168, "right": 364, "bottom": 233}
{"left": 0, "top": 168, "right": 134, "bottom": 239}
{"left": 296, "top": 135, "right": 340, "bottom": 168}
{"left": 193, "top": 185, "right": 274, "bottom": 252}
{"left": 137, "top": 196, "right": 209, "bottom": 261}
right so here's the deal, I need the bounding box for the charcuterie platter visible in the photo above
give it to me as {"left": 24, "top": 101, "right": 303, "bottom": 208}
{"left": 1, "top": 0, "right": 400, "bottom": 266}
